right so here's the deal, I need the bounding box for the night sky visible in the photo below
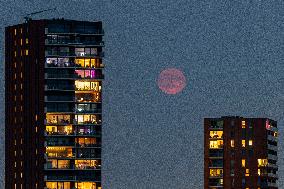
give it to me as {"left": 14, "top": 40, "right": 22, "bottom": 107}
{"left": 0, "top": 0, "right": 283, "bottom": 188}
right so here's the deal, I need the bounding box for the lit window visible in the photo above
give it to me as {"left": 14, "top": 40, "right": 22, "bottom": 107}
{"left": 230, "top": 140, "right": 235, "bottom": 147}
{"left": 14, "top": 51, "right": 17, "bottom": 57}
{"left": 242, "top": 159, "right": 246, "bottom": 167}
{"left": 249, "top": 140, "right": 253, "bottom": 146}
{"left": 242, "top": 120, "right": 246, "bottom": 128}
{"left": 26, "top": 38, "right": 28, "bottom": 44}
{"left": 209, "top": 140, "right": 224, "bottom": 149}
{"left": 258, "top": 159, "right": 268, "bottom": 167}
{"left": 274, "top": 132, "right": 278, "bottom": 137}
{"left": 20, "top": 39, "right": 23, "bottom": 46}
{"left": 258, "top": 169, "right": 261, "bottom": 176}
{"left": 14, "top": 29, "right": 17, "bottom": 35}
{"left": 245, "top": 169, "right": 250, "bottom": 176}
{"left": 209, "top": 169, "right": 223, "bottom": 177}
{"left": 242, "top": 140, "right": 246, "bottom": 147}
{"left": 209, "top": 131, "right": 223, "bottom": 139}
{"left": 25, "top": 49, "right": 29, "bottom": 55}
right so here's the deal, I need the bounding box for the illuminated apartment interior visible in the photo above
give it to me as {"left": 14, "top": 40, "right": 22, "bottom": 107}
{"left": 5, "top": 19, "right": 104, "bottom": 189}
{"left": 204, "top": 117, "right": 278, "bottom": 189}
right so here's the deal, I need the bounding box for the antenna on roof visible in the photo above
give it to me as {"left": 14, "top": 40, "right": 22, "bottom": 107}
{"left": 24, "top": 8, "right": 57, "bottom": 22}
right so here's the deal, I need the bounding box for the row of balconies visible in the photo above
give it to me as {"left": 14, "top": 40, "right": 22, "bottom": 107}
{"left": 45, "top": 28, "right": 104, "bottom": 35}
{"left": 44, "top": 164, "right": 101, "bottom": 170}
{"left": 45, "top": 73, "right": 104, "bottom": 80}
{"left": 44, "top": 153, "right": 101, "bottom": 159}
{"left": 45, "top": 131, "right": 101, "bottom": 137}
{"left": 46, "top": 62, "right": 104, "bottom": 69}
{"left": 45, "top": 51, "right": 104, "bottom": 58}
{"left": 45, "top": 39, "right": 104, "bottom": 46}
{"left": 44, "top": 86, "right": 102, "bottom": 92}
{"left": 44, "top": 96, "right": 101, "bottom": 103}
{"left": 44, "top": 142, "right": 101, "bottom": 148}
{"left": 45, "top": 119, "right": 101, "bottom": 125}
{"left": 44, "top": 175, "right": 101, "bottom": 182}
{"left": 44, "top": 107, "right": 102, "bottom": 114}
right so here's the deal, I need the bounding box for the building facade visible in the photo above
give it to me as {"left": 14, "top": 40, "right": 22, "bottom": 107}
{"left": 5, "top": 19, "right": 104, "bottom": 189}
{"left": 204, "top": 116, "right": 278, "bottom": 189}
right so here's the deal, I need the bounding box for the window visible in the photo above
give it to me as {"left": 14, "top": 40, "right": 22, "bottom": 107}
{"left": 25, "top": 49, "right": 29, "bottom": 55}
{"left": 258, "top": 169, "right": 261, "bottom": 176}
{"left": 230, "top": 140, "right": 235, "bottom": 147}
{"left": 245, "top": 169, "right": 250, "bottom": 176}
{"left": 75, "top": 81, "right": 101, "bottom": 92}
{"left": 209, "top": 140, "right": 223, "bottom": 149}
{"left": 258, "top": 159, "right": 268, "bottom": 167}
{"left": 249, "top": 140, "right": 253, "bottom": 146}
{"left": 209, "top": 131, "right": 223, "bottom": 139}
{"left": 242, "top": 159, "right": 246, "bottom": 167}
{"left": 26, "top": 38, "right": 29, "bottom": 44}
{"left": 242, "top": 120, "right": 246, "bottom": 128}
{"left": 242, "top": 140, "right": 246, "bottom": 147}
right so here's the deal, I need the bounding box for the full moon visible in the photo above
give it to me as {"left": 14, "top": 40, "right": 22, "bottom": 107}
{"left": 157, "top": 68, "right": 187, "bottom": 95}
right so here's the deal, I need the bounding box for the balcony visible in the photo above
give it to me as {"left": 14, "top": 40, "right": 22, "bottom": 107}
{"left": 268, "top": 182, "right": 277, "bottom": 187}
{"left": 209, "top": 149, "right": 223, "bottom": 158}
{"left": 45, "top": 95, "right": 75, "bottom": 102}
{"left": 45, "top": 141, "right": 75, "bottom": 147}
{"left": 268, "top": 172, "right": 278, "bottom": 178}
{"left": 209, "top": 131, "right": 223, "bottom": 140}
{"left": 45, "top": 115, "right": 71, "bottom": 125}
{"left": 268, "top": 135, "right": 277, "bottom": 142}
{"left": 268, "top": 144, "right": 278, "bottom": 152}
{"left": 268, "top": 154, "right": 278, "bottom": 161}
{"left": 267, "top": 163, "right": 278, "bottom": 169}
{"left": 45, "top": 84, "right": 75, "bottom": 91}
{"left": 209, "top": 178, "right": 223, "bottom": 187}
{"left": 75, "top": 92, "right": 101, "bottom": 103}
{"left": 209, "top": 140, "right": 224, "bottom": 149}
{"left": 45, "top": 72, "right": 104, "bottom": 80}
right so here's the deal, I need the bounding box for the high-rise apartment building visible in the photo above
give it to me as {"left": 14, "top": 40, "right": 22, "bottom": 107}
{"left": 204, "top": 116, "right": 278, "bottom": 189}
{"left": 5, "top": 19, "right": 104, "bottom": 189}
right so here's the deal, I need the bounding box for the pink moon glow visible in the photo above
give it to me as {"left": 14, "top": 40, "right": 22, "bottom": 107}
{"left": 157, "top": 68, "right": 187, "bottom": 95}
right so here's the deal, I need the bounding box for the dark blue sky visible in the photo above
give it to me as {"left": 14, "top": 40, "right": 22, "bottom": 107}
{"left": 0, "top": 0, "right": 283, "bottom": 188}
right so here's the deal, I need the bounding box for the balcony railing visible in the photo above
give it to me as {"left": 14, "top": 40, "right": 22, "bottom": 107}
{"left": 45, "top": 85, "right": 75, "bottom": 91}
{"left": 45, "top": 73, "right": 104, "bottom": 80}
{"left": 45, "top": 119, "right": 71, "bottom": 125}
{"left": 44, "top": 164, "right": 101, "bottom": 170}
{"left": 45, "top": 39, "right": 104, "bottom": 46}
